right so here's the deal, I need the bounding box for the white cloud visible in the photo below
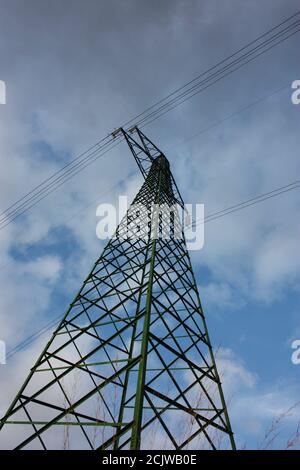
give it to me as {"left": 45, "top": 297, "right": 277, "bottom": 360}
{"left": 216, "top": 347, "right": 257, "bottom": 392}
{"left": 200, "top": 282, "right": 243, "bottom": 311}
{"left": 0, "top": 255, "right": 62, "bottom": 345}
{"left": 254, "top": 224, "right": 300, "bottom": 300}
{"left": 214, "top": 348, "right": 300, "bottom": 448}
{"left": 19, "top": 255, "right": 62, "bottom": 282}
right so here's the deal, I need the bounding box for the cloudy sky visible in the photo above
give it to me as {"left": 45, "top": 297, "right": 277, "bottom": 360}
{"left": 0, "top": 0, "right": 300, "bottom": 449}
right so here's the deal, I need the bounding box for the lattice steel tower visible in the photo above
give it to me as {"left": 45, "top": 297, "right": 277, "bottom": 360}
{"left": 0, "top": 128, "right": 235, "bottom": 450}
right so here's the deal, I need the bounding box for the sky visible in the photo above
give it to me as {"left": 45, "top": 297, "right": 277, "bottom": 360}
{"left": 0, "top": 0, "right": 300, "bottom": 449}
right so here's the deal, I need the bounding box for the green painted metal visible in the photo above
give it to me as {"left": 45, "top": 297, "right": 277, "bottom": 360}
{"left": 0, "top": 128, "right": 235, "bottom": 450}
{"left": 36, "top": 358, "right": 130, "bottom": 372}
{"left": 3, "top": 421, "right": 129, "bottom": 427}
{"left": 130, "top": 155, "right": 162, "bottom": 450}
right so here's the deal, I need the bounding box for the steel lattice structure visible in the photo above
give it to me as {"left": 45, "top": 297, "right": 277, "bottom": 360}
{"left": 0, "top": 128, "right": 235, "bottom": 450}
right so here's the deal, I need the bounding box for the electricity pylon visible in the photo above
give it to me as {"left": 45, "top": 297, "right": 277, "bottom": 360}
{"left": 0, "top": 127, "right": 235, "bottom": 450}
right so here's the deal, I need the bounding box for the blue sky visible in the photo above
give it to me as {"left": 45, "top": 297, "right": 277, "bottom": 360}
{"left": 0, "top": 0, "right": 300, "bottom": 449}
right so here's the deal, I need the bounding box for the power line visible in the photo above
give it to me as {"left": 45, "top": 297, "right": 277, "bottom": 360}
{"left": 1, "top": 12, "right": 299, "bottom": 230}
{"left": 0, "top": 134, "right": 111, "bottom": 219}
{"left": 134, "top": 19, "right": 300, "bottom": 128}
{"left": 122, "top": 11, "right": 300, "bottom": 129}
{"left": 0, "top": 171, "right": 138, "bottom": 274}
{"left": 166, "top": 83, "right": 289, "bottom": 151}
{"left": 0, "top": 138, "right": 123, "bottom": 230}
{"left": 6, "top": 315, "right": 62, "bottom": 360}
{"left": 186, "top": 180, "right": 300, "bottom": 230}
